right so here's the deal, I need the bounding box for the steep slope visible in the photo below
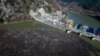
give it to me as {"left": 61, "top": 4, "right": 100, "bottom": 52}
{"left": 0, "top": 0, "right": 33, "bottom": 23}
{"left": 0, "top": 0, "right": 48, "bottom": 23}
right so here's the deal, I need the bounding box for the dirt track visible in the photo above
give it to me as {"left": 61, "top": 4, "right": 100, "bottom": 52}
{"left": 0, "top": 29, "right": 99, "bottom": 56}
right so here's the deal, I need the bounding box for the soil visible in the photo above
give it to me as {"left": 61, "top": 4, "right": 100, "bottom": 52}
{"left": 0, "top": 29, "right": 99, "bottom": 56}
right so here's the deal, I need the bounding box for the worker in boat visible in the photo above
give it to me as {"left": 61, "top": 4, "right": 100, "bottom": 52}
{"left": 65, "top": 19, "right": 74, "bottom": 33}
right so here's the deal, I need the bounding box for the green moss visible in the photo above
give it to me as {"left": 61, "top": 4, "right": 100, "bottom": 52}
{"left": 81, "top": 35, "right": 100, "bottom": 49}
{"left": 81, "top": 35, "right": 100, "bottom": 56}
{"left": 0, "top": 20, "right": 60, "bottom": 31}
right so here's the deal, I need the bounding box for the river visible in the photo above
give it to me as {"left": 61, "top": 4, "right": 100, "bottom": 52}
{"left": 67, "top": 10, "right": 100, "bottom": 28}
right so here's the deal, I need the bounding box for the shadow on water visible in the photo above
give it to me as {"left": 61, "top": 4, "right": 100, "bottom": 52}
{"left": 90, "top": 16, "right": 100, "bottom": 21}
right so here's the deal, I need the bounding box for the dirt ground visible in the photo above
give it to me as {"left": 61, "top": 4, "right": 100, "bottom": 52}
{"left": 0, "top": 29, "right": 99, "bottom": 56}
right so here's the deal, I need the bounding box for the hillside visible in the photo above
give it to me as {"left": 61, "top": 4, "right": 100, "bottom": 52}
{"left": 1, "top": 0, "right": 100, "bottom": 23}
{"left": 58, "top": 0, "right": 100, "bottom": 16}
{"left": 0, "top": 0, "right": 57, "bottom": 23}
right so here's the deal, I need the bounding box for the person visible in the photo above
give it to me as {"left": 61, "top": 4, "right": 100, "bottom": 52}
{"left": 65, "top": 19, "right": 74, "bottom": 33}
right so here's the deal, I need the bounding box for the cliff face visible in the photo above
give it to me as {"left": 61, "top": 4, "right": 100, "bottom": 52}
{"left": 0, "top": 0, "right": 34, "bottom": 23}
{"left": 0, "top": 0, "right": 60, "bottom": 23}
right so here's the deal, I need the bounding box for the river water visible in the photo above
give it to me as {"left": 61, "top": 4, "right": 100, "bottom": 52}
{"left": 67, "top": 10, "right": 100, "bottom": 28}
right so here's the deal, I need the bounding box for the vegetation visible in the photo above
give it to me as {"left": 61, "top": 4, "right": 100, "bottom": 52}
{"left": 31, "top": 0, "right": 41, "bottom": 8}
{"left": 79, "top": 0, "right": 99, "bottom": 9}
{"left": 5, "top": 0, "right": 15, "bottom": 6}
{"left": 45, "top": 5, "right": 52, "bottom": 13}
{"left": 81, "top": 35, "right": 100, "bottom": 56}
{"left": 81, "top": 35, "right": 100, "bottom": 49}
{"left": 0, "top": 20, "right": 59, "bottom": 30}
{"left": 61, "top": 0, "right": 99, "bottom": 9}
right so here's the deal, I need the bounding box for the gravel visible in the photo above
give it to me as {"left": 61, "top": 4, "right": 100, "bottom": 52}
{"left": 0, "top": 29, "right": 99, "bottom": 56}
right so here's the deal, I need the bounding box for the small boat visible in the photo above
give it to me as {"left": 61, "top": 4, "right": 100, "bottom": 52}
{"left": 75, "top": 24, "right": 82, "bottom": 29}
{"left": 86, "top": 26, "right": 94, "bottom": 34}
{"left": 94, "top": 28, "right": 100, "bottom": 36}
